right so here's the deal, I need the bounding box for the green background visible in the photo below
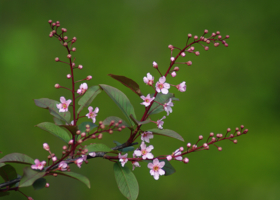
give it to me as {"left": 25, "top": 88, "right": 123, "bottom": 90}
{"left": 0, "top": 0, "right": 279, "bottom": 199}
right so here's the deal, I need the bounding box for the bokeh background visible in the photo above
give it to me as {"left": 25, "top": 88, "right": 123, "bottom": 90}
{"left": 0, "top": 0, "right": 279, "bottom": 199}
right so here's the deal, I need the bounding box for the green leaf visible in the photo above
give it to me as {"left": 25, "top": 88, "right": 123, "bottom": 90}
{"left": 144, "top": 158, "right": 176, "bottom": 176}
{"left": 56, "top": 171, "right": 90, "bottom": 188}
{"left": 32, "top": 177, "right": 46, "bottom": 190}
{"left": 0, "top": 163, "right": 5, "bottom": 167}
{"left": 34, "top": 98, "right": 71, "bottom": 124}
{"left": 148, "top": 93, "right": 176, "bottom": 115}
{"left": 113, "top": 141, "right": 134, "bottom": 153}
{"left": 113, "top": 162, "right": 139, "bottom": 200}
{"left": 59, "top": 125, "right": 78, "bottom": 137}
{"left": 108, "top": 74, "right": 142, "bottom": 96}
{"left": 103, "top": 116, "right": 131, "bottom": 128}
{"left": 19, "top": 166, "right": 45, "bottom": 188}
{"left": 77, "top": 85, "right": 102, "bottom": 114}
{"left": 78, "top": 122, "right": 98, "bottom": 133}
{"left": 0, "top": 164, "right": 17, "bottom": 182}
{"left": 100, "top": 84, "right": 136, "bottom": 126}
{"left": 146, "top": 129, "right": 184, "bottom": 142}
{"left": 0, "top": 153, "right": 34, "bottom": 165}
{"left": 85, "top": 143, "right": 112, "bottom": 152}
{"left": 53, "top": 117, "right": 63, "bottom": 125}
{"left": 36, "top": 122, "right": 71, "bottom": 143}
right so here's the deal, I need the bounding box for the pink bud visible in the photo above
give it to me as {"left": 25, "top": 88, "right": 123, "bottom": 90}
{"left": 166, "top": 155, "right": 172, "bottom": 161}
{"left": 227, "top": 128, "right": 231, "bottom": 132}
{"left": 153, "top": 61, "right": 158, "bottom": 68}
{"left": 61, "top": 28, "right": 67, "bottom": 32}
{"left": 86, "top": 75, "right": 92, "bottom": 80}
{"left": 179, "top": 147, "right": 184, "bottom": 151}
{"left": 186, "top": 61, "right": 192, "bottom": 66}
{"left": 55, "top": 57, "right": 59, "bottom": 62}
{"left": 183, "top": 157, "right": 189, "bottom": 163}
{"left": 67, "top": 74, "right": 71, "bottom": 79}
{"left": 49, "top": 33, "right": 53, "bottom": 37}
{"left": 81, "top": 132, "right": 86, "bottom": 137}
{"left": 168, "top": 44, "right": 174, "bottom": 50}
{"left": 218, "top": 147, "right": 222, "bottom": 151}
{"left": 45, "top": 183, "right": 49, "bottom": 188}
{"left": 52, "top": 22, "right": 56, "bottom": 27}
{"left": 170, "top": 57, "right": 175, "bottom": 62}
{"left": 189, "top": 46, "right": 195, "bottom": 51}
{"left": 78, "top": 65, "right": 83, "bottom": 69}
{"left": 218, "top": 35, "right": 222, "bottom": 39}
{"left": 48, "top": 20, "right": 52, "bottom": 24}
{"left": 52, "top": 156, "right": 57, "bottom": 162}
{"left": 63, "top": 36, "right": 68, "bottom": 40}
{"left": 237, "top": 131, "right": 241, "bottom": 136}
{"left": 209, "top": 132, "right": 214, "bottom": 137}
{"left": 204, "top": 29, "right": 208, "bottom": 34}
{"left": 194, "top": 35, "right": 198, "bottom": 40}
{"left": 171, "top": 71, "right": 176, "bottom": 77}
{"left": 43, "top": 143, "right": 49, "bottom": 151}
{"left": 72, "top": 37, "right": 77, "bottom": 43}
{"left": 174, "top": 66, "right": 179, "bottom": 71}
{"left": 235, "top": 127, "right": 239, "bottom": 131}
{"left": 216, "top": 31, "right": 220, "bottom": 35}
{"left": 188, "top": 33, "right": 192, "bottom": 38}
{"left": 181, "top": 52, "right": 186, "bottom": 57}
{"left": 63, "top": 146, "right": 67, "bottom": 150}
{"left": 214, "top": 43, "right": 220, "bottom": 47}
{"left": 72, "top": 63, "right": 75, "bottom": 67}
{"left": 195, "top": 51, "right": 200, "bottom": 56}
{"left": 54, "top": 84, "right": 60, "bottom": 88}
{"left": 233, "top": 139, "right": 238, "bottom": 144}
{"left": 212, "top": 32, "right": 216, "bottom": 37}
{"left": 224, "top": 43, "right": 228, "bottom": 47}
{"left": 72, "top": 47, "right": 76, "bottom": 52}
{"left": 68, "top": 139, "right": 73, "bottom": 145}
{"left": 203, "top": 143, "right": 208, "bottom": 147}
{"left": 67, "top": 54, "right": 72, "bottom": 58}
{"left": 204, "top": 46, "right": 209, "bottom": 51}
{"left": 186, "top": 143, "right": 191, "bottom": 148}
{"left": 199, "top": 135, "right": 203, "bottom": 140}
{"left": 63, "top": 42, "right": 68, "bottom": 46}
{"left": 225, "top": 35, "right": 230, "bottom": 38}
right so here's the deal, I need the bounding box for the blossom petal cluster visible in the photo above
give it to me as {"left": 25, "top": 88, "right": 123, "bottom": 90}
{"left": 56, "top": 96, "right": 72, "bottom": 112}
{"left": 156, "top": 77, "right": 170, "bottom": 94}
{"left": 143, "top": 73, "right": 154, "bottom": 86}
{"left": 140, "top": 94, "right": 155, "bottom": 107}
{"left": 119, "top": 153, "right": 128, "bottom": 167}
{"left": 134, "top": 142, "right": 154, "bottom": 160}
{"left": 141, "top": 131, "right": 153, "bottom": 143}
{"left": 31, "top": 159, "right": 46, "bottom": 170}
{"left": 77, "top": 83, "right": 88, "bottom": 94}
{"left": 163, "top": 98, "right": 173, "bottom": 116}
{"left": 86, "top": 106, "right": 99, "bottom": 123}
{"left": 148, "top": 158, "right": 165, "bottom": 180}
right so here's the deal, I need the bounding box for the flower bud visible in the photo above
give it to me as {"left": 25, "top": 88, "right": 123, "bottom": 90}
{"left": 187, "top": 33, "right": 192, "bottom": 38}
{"left": 209, "top": 132, "right": 214, "bottom": 137}
{"left": 168, "top": 44, "right": 174, "bottom": 50}
{"left": 198, "top": 135, "right": 203, "bottom": 140}
{"left": 166, "top": 155, "right": 172, "bottom": 161}
{"left": 67, "top": 54, "right": 72, "bottom": 58}
{"left": 69, "top": 139, "right": 73, "bottom": 145}
{"left": 55, "top": 57, "right": 59, "bottom": 62}
{"left": 179, "top": 147, "right": 184, "bottom": 151}
{"left": 183, "top": 157, "right": 189, "bottom": 163}
{"left": 52, "top": 156, "right": 57, "bottom": 162}
{"left": 43, "top": 143, "right": 50, "bottom": 151}
{"left": 194, "top": 35, "right": 198, "bottom": 40}
{"left": 86, "top": 75, "right": 92, "bottom": 80}
{"left": 186, "top": 143, "right": 191, "bottom": 148}
{"left": 186, "top": 61, "right": 192, "bottom": 66}
{"left": 218, "top": 147, "right": 222, "bottom": 151}
{"left": 54, "top": 84, "right": 60, "bottom": 88}
{"left": 45, "top": 183, "right": 50, "bottom": 188}
{"left": 67, "top": 74, "right": 71, "bottom": 79}
{"left": 98, "top": 133, "right": 103, "bottom": 139}
{"left": 48, "top": 20, "right": 52, "bottom": 24}
{"left": 153, "top": 61, "right": 158, "bottom": 68}
{"left": 171, "top": 71, "right": 176, "bottom": 77}
{"left": 170, "top": 57, "right": 175, "bottom": 62}
{"left": 72, "top": 47, "right": 76, "bottom": 52}
{"left": 78, "top": 65, "right": 83, "bottom": 69}
{"left": 204, "top": 29, "right": 208, "bottom": 34}
{"left": 63, "top": 36, "right": 68, "bottom": 40}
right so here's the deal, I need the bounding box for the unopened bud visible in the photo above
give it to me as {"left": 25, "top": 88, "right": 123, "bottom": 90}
{"left": 174, "top": 66, "right": 179, "bottom": 71}
{"left": 195, "top": 51, "right": 200, "bottom": 56}
{"left": 78, "top": 65, "right": 83, "bottom": 69}
{"left": 81, "top": 132, "right": 86, "bottom": 137}
{"left": 53, "top": 173, "right": 57, "bottom": 177}
{"left": 179, "top": 147, "right": 184, "bottom": 151}
{"left": 86, "top": 75, "right": 92, "bottom": 80}
{"left": 48, "top": 20, "right": 52, "bottom": 24}
{"left": 98, "top": 133, "right": 103, "bottom": 140}
{"left": 52, "top": 156, "right": 57, "bottom": 162}
{"left": 55, "top": 57, "right": 59, "bottom": 62}
{"left": 68, "top": 139, "right": 73, "bottom": 145}
{"left": 171, "top": 71, "right": 176, "bottom": 77}
{"left": 61, "top": 28, "right": 67, "bottom": 32}
{"left": 204, "top": 29, "right": 208, "bottom": 34}
{"left": 54, "top": 84, "right": 60, "bottom": 88}
{"left": 186, "top": 61, "right": 192, "bottom": 66}
{"left": 198, "top": 135, "right": 203, "bottom": 140}
{"left": 109, "top": 129, "right": 113, "bottom": 134}
{"left": 100, "top": 124, "right": 105, "bottom": 129}
{"left": 152, "top": 61, "right": 158, "bottom": 68}
{"left": 170, "top": 57, "right": 175, "bottom": 62}
{"left": 118, "top": 127, "right": 122, "bottom": 131}
{"left": 227, "top": 128, "right": 231, "bottom": 132}
{"left": 216, "top": 31, "right": 220, "bottom": 35}
{"left": 181, "top": 52, "right": 186, "bottom": 57}
{"left": 91, "top": 134, "right": 96, "bottom": 139}
{"left": 78, "top": 139, "right": 83, "bottom": 144}
{"left": 72, "top": 47, "right": 76, "bottom": 52}
{"left": 67, "top": 74, "right": 71, "bottom": 79}
{"left": 204, "top": 46, "right": 209, "bottom": 51}
{"left": 45, "top": 183, "right": 49, "bottom": 188}
{"left": 63, "top": 42, "right": 68, "bottom": 46}
{"left": 187, "top": 33, "right": 192, "bottom": 38}
{"left": 218, "top": 147, "right": 222, "bottom": 151}
{"left": 183, "top": 157, "right": 189, "bottom": 163}
{"left": 166, "top": 155, "right": 172, "bottom": 161}
{"left": 67, "top": 54, "right": 72, "bottom": 58}
{"left": 194, "top": 35, "right": 198, "bottom": 40}
{"left": 168, "top": 44, "right": 174, "bottom": 50}
{"left": 186, "top": 143, "right": 191, "bottom": 148}
{"left": 237, "top": 131, "right": 241, "bottom": 136}
{"left": 209, "top": 132, "right": 214, "bottom": 137}
{"left": 233, "top": 139, "right": 238, "bottom": 144}
{"left": 43, "top": 143, "right": 50, "bottom": 151}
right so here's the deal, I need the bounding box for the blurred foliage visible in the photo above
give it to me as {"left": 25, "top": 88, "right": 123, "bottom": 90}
{"left": 0, "top": 0, "right": 279, "bottom": 199}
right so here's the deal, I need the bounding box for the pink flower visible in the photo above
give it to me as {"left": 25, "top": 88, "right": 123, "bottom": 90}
{"left": 140, "top": 94, "right": 155, "bottom": 107}
{"left": 156, "top": 77, "right": 170, "bottom": 94}
{"left": 77, "top": 83, "right": 88, "bottom": 94}
{"left": 173, "top": 149, "right": 183, "bottom": 161}
{"left": 143, "top": 73, "right": 154, "bottom": 86}
{"left": 31, "top": 159, "right": 46, "bottom": 170}
{"left": 157, "top": 116, "right": 166, "bottom": 129}
{"left": 132, "top": 161, "right": 140, "bottom": 171}
{"left": 75, "top": 158, "right": 83, "bottom": 168}
{"left": 163, "top": 99, "right": 173, "bottom": 116}
{"left": 147, "top": 158, "right": 165, "bottom": 180}
{"left": 134, "top": 142, "right": 154, "bottom": 160}
{"left": 86, "top": 106, "right": 99, "bottom": 123}
{"left": 141, "top": 131, "right": 153, "bottom": 143}
{"left": 118, "top": 153, "right": 128, "bottom": 167}
{"left": 56, "top": 97, "right": 72, "bottom": 112}
{"left": 89, "top": 152, "right": 96, "bottom": 157}
{"left": 171, "top": 71, "right": 176, "bottom": 77}
{"left": 176, "top": 81, "right": 186, "bottom": 92}
{"left": 58, "top": 161, "right": 68, "bottom": 171}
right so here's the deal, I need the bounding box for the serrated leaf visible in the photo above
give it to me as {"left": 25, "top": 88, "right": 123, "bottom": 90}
{"left": 0, "top": 153, "right": 34, "bottom": 165}
{"left": 56, "top": 171, "right": 90, "bottom": 188}
{"left": 108, "top": 74, "right": 142, "bottom": 96}
{"left": 114, "top": 162, "right": 139, "bottom": 200}
{"left": 99, "top": 84, "right": 136, "bottom": 126}
{"left": 78, "top": 122, "right": 98, "bottom": 133}
{"left": 113, "top": 141, "right": 134, "bottom": 153}
{"left": 36, "top": 122, "right": 71, "bottom": 143}
{"left": 103, "top": 116, "right": 131, "bottom": 128}
{"left": 19, "top": 167, "right": 45, "bottom": 188}
{"left": 34, "top": 98, "right": 71, "bottom": 124}
{"left": 144, "top": 158, "right": 176, "bottom": 176}
{"left": 0, "top": 164, "right": 17, "bottom": 182}
{"left": 148, "top": 93, "right": 175, "bottom": 115}
{"left": 32, "top": 177, "right": 46, "bottom": 190}
{"left": 85, "top": 143, "right": 112, "bottom": 152}
{"left": 147, "top": 129, "right": 184, "bottom": 142}
{"left": 77, "top": 85, "right": 102, "bottom": 114}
